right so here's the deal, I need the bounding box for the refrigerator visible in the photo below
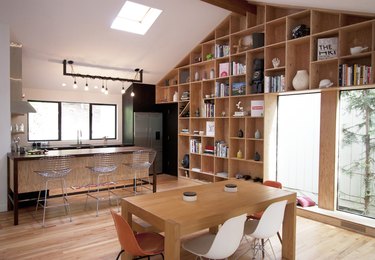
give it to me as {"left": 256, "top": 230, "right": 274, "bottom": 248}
{"left": 133, "top": 112, "right": 163, "bottom": 173}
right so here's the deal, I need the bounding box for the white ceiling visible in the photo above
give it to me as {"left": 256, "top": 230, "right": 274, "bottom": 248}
{"left": 0, "top": 0, "right": 374, "bottom": 94}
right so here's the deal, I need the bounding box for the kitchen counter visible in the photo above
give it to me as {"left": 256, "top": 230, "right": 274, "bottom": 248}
{"left": 7, "top": 146, "right": 156, "bottom": 225}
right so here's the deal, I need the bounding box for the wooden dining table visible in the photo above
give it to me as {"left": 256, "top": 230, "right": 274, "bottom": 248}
{"left": 121, "top": 179, "right": 296, "bottom": 260}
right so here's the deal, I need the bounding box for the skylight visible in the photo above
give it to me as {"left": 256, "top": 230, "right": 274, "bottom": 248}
{"left": 111, "top": 1, "right": 162, "bottom": 35}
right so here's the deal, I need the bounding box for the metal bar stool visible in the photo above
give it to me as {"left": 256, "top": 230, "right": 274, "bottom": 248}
{"left": 34, "top": 155, "right": 73, "bottom": 227}
{"left": 85, "top": 153, "right": 119, "bottom": 216}
{"left": 123, "top": 149, "right": 157, "bottom": 194}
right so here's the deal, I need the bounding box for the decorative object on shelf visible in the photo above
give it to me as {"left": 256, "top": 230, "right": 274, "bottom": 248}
{"left": 199, "top": 131, "right": 204, "bottom": 135}
{"left": 237, "top": 149, "right": 243, "bottom": 159}
{"left": 183, "top": 191, "right": 197, "bottom": 202}
{"left": 238, "top": 129, "right": 244, "bottom": 138}
{"left": 181, "top": 154, "right": 189, "bottom": 168}
{"left": 219, "top": 62, "right": 230, "bottom": 77}
{"left": 317, "top": 37, "right": 338, "bottom": 60}
{"left": 250, "top": 59, "right": 264, "bottom": 93}
{"left": 350, "top": 46, "right": 368, "bottom": 55}
{"left": 255, "top": 129, "right": 261, "bottom": 139}
{"left": 194, "top": 56, "right": 202, "bottom": 63}
{"left": 206, "top": 53, "right": 214, "bottom": 60}
{"left": 252, "top": 33, "right": 264, "bottom": 48}
{"left": 272, "top": 58, "right": 280, "bottom": 68}
{"left": 181, "top": 91, "right": 190, "bottom": 101}
{"left": 292, "top": 70, "right": 309, "bottom": 90}
{"left": 62, "top": 60, "right": 142, "bottom": 94}
{"left": 224, "top": 184, "right": 238, "bottom": 192}
{"left": 233, "top": 36, "right": 252, "bottom": 53}
{"left": 205, "top": 94, "right": 211, "bottom": 99}
{"left": 221, "top": 111, "right": 226, "bottom": 117}
{"left": 291, "top": 24, "right": 310, "bottom": 39}
{"left": 173, "top": 91, "right": 178, "bottom": 102}
{"left": 254, "top": 152, "right": 261, "bottom": 161}
{"left": 234, "top": 101, "right": 247, "bottom": 116}
{"left": 319, "top": 79, "right": 334, "bottom": 88}
{"left": 194, "top": 71, "right": 200, "bottom": 81}
{"left": 210, "top": 68, "right": 215, "bottom": 79}
{"left": 195, "top": 109, "right": 200, "bottom": 117}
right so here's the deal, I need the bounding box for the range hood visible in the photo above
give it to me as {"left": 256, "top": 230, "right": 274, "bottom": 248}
{"left": 10, "top": 43, "right": 36, "bottom": 114}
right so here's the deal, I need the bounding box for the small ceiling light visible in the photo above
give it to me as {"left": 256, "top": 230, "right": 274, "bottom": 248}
{"left": 105, "top": 87, "right": 109, "bottom": 95}
{"left": 73, "top": 78, "right": 78, "bottom": 89}
{"left": 101, "top": 80, "right": 105, "bottom": 93}
{"left": 131, "top": 91, "right": 135, "bottom": 97}
{"left": 94, "top": 85, "right": 98, "bottom": 89}
{"left": 62, "top": 83, "right": 66, "bottom": 87}
{"left": 84, "top": 78, "right": 89, "bottom": 91}
{"left": 121, "top": 82, "right": 126, "bottom": 94}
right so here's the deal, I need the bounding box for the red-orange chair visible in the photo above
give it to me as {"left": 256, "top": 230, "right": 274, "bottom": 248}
{"left": 110, "top": 210, "right": 164, "bottom": 260}
{"left": 249, "top": 180, "right": 283, "bottom": 244}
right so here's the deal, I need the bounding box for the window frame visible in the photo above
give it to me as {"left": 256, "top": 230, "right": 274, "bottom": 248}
{"left": 90, "top": 103, "right": 117, "bottom": 140}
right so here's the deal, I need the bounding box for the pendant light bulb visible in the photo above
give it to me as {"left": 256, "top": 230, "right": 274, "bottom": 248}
{"left": 84, "top": 79, "right": 89, "bottom": 91}
{"left": 73, "top": 79, "right": 78, "bottom": 89}
{"left": 121, "top": 86, "right": 125, "bottom": 94}
{"left": 105, "top": 87, "right": 108, "bottom": 95}
{"left": 131, "top": 91, "right": 135, "bottom": 97}
{"left": 101, "top": 81, "right": 105, "bottom": 93}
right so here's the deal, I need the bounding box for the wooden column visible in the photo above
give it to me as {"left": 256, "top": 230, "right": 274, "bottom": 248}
{"left": 318, "top": 90, "right": 338, "bottom": 210}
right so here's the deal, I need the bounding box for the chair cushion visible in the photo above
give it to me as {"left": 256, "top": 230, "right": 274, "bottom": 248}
{"left": 182, "top": 233, "right": 216, "bottom": 256}
{"left": 296, "top": 196, "right": 316, "bottom": 207}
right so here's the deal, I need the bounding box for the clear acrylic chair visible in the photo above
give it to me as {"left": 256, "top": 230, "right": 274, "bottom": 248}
{"left": 34, "top": 155, "right": 73, "bottom": 227}
{"left": 85, "top": 153, "right": 119, "bottom": 216}
{"left": 123, "top": 149, "right": 157, "bottom": 194}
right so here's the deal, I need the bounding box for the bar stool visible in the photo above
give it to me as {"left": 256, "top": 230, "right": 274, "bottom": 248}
{"left": 34, "top": 155, "right": 73, "bottom": 227}
{"left": 85, "top": 153, "right": 119, "bottom": 216}
{"left": 123, "top": 149, "right": 157, "bottom": 194}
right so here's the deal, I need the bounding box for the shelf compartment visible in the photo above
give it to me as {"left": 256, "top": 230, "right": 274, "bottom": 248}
{"left": 179, "top": 68, "right": 190, "bottom": 84}
{"left": 247, "top": 5, "right": 265, "bottom": 28}
{"left": 230, "top": 117, "right": 246, "bottom": 138}
{"left": 229, "top": 160, "right": 263, "bottom": 180}
{"left": 246, "top": 117, "right": 264, "bottom": 139}
{"left": 202, "top": 80, "right": 216, "bottom": 99}
{"left": 229, "top": 95, "right": 264, "bottom": 118}
{"left": 340, "top": 14, "right": 375, "bottom": 27}
{"left": 339, "top": 21, "right": 373, "bottom": 57}
{"left": 310, "top": 59, "right": 339, "bottom": 89}
{"left": 246, "top": 139, "right": 264, "bottom": 162}
{"left": 230, "top": 25, "right": 264, "bottom": 55}
{"left": 190, "top": 45, "right": 202, "bottom": 64}
{"left": 178, "top": 168, "right": 190, "bottom": 178}
{"left": 265, "top": 17, "right": 286, "bottom": 45}
{"left": 190, "top": 153, "right": 202, "bottom": 172}
{"left": 247, "top": 50, "right": 265, "bottom": 94}
{"left": 190, "top": 82, "right": 202, "bottom": 117}
{"left": 311, "top": 32, "right": 339, "bottom": 62}
{"left": 216, "top": 17, "right": 230, "bottom": 38}
{"left": 215, "top": 157, "right": 229, "bottom": 179}
{"left": 214, "top": 117, "right": 229, "bottom": 143}
{"left": 286, "top": 10, "right": 311, "bottom": 41}
{"left": 311, "top": 10, "right": 340, "bottom": 34}
{"left": 231, "top": 13, "right": 247, "bottom": 34}
{"left": 202, "top": 40, "right": 215, "bottom": 62}
{"left": 215, "top": 98, "right": 230, "bottom": 118}
{"left": 266, "top": 6, "right": 303, "bottom": 22}
{"left": 201, "top": 155, "right": 214, "bottom": 175}
{"left": 229, "top": 138, "right": 245, "bottom": 159}
{"left": 286, "top": 37, "right": 311, "bottom": 91}
{"left": 265, "top": 42, "right": 286, "bottom": 69}
{"left": 191, "top": 60, "right": 215, "bottom": 82}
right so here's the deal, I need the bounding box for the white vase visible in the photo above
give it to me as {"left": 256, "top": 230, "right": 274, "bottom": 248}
{"left": 292, "top": 70, "right": 309, "bottom": 90}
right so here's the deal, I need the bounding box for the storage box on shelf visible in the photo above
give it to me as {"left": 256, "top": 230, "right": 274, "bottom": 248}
{"left": 155, "top": 4, "right": 375, "bottom": 183}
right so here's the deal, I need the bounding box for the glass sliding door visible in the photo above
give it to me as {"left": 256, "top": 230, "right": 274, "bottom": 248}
{"left": 338, "top": 89, "right": 375, "bottom": 218}
{"left": 277, "top": 93, "right": 321, "bottom": 200}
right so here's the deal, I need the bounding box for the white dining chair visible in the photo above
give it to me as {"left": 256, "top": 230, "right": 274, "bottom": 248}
{"left": 241, "top": 200, "right": 287, "bottom": 259}
{"left": 182, "top": 213, "right": 247, "bottom": 260}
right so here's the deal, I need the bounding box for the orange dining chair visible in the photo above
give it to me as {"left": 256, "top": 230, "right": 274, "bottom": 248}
{"left": 249, "top": 180, "right": 283, "bottom": 244}
{"left": 110, "top": 210, "right": 164, "bottom": 260}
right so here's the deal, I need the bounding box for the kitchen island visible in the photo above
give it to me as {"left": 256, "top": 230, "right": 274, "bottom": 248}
{"left": 7, "top": 146, "right": 156, "bottom": 225}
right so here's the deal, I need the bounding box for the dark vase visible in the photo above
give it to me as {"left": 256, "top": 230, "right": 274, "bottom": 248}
{"left": 238, "top": 129, "right": 244, "bottom": 138}
{"left": 254, "top": 152, "right": 261, "bottom": 161}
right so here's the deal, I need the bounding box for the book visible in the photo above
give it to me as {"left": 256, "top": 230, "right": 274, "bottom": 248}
{"left": 317, "top": 37, "right": 338, "bottom": 61}
{"left": 251, "top": 100, "right": 264, "bottom": 117}
{"left": 206, "top": 121, "right": 215, "bottom": 136}
{"left": 231, "top": 82, "right": 246, "bottom": 96}
{"left": 219, "top": 62, "right": 230, "bottom": 77}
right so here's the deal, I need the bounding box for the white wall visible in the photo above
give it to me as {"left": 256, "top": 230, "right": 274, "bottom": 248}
{"left": 20, "top": 87, "right": 123, "bottom": 147}
{"left": 0, "top": 24, "right": 11, "bottom": 212}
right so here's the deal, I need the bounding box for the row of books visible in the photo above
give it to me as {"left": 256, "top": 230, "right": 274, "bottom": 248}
{"left": 190, "top": 139, "right": 202, "bottom": 154}
{"left": 264, "top": 75, "right": 285, "bottom": 93}
{"left": 203, "top": 101, "right": 215, "bottom": 118}
{"left": 215, "top": 140, "right": 228, "bottom": 158}
{"left": 215, "top": 44, "right": 230, "bottom": 58}
{"left": 339, "top": 64, "right": 372, "bottom": 87}
{"left": 215, "top": 82, "right": 229, "bottom": 97}
{"left": 218, "top": 62, "right": 246, "bottom": 77}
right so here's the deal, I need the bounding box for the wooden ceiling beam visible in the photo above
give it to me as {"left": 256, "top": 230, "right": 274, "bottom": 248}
{"left": 201, "top": 0, "right": 257, "bottom": 15}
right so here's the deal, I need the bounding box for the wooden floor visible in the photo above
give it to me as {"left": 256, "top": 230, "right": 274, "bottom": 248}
{"left": 1, "top": 174, "right": 375, "bottom": 260}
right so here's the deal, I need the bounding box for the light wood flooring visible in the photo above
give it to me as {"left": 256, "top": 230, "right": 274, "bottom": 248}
{"left": 1, "top": 174, "right": 375, "bottom": 259}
